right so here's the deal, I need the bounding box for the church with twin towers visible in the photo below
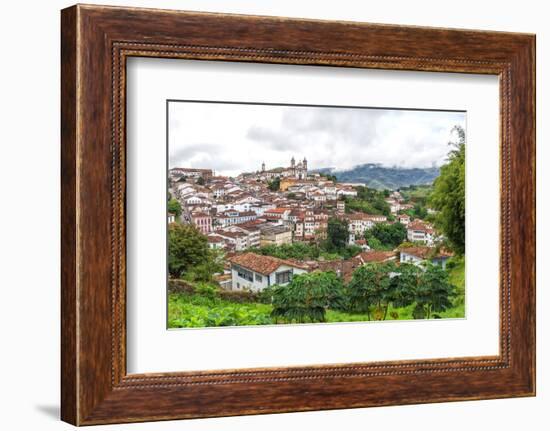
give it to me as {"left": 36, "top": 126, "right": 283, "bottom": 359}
{"left": 261, "top": 156, "right": 308, "bottom": 180}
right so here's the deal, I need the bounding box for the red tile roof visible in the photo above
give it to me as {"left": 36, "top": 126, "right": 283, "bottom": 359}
{"left": 229, "top": 252, "right": 309, "bottom": 275}
{"left": 400, "top": 246, "right": 453, "bottom": 259}
{"left": 356, "top": 250, "right": 396, "bottom": 263}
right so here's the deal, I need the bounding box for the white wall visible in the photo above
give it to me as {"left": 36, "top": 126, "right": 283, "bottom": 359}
{"left": 0, "top": 0, "right": 547, "bottom": 430}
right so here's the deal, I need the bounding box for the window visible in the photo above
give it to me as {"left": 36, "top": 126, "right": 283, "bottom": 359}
{"left": 255, "top": 273, "right": 262, "bottom": 283}
{"left": 276, "top": 270, "right": 292, "bottom": 284}
{"left": 236, "top": 266, "right": 253, "bottom": 282}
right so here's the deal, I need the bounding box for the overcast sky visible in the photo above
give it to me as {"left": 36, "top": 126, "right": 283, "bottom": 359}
{"left": 168, "top": 101, "right": 466, "bottom": 177}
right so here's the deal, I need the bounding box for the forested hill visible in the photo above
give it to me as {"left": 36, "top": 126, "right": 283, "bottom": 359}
{"left": 315, "top": 163, "right": 440, "bottom": 190}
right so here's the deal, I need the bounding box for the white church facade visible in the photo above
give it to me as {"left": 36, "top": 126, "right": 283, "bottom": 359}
{"left": 260, "top": 156, "right": 308, "bottom": 180}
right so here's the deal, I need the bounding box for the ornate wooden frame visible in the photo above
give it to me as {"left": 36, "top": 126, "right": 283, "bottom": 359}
{"left": 61, "top": 4, "right": 536, "bottom": 425}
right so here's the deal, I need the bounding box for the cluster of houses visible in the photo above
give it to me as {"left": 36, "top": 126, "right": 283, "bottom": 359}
{"left": 169, "top": 157, "right": 448, "bottom": 292}
{"left": 225, "top": 246, "right": 452, "bottom": 292}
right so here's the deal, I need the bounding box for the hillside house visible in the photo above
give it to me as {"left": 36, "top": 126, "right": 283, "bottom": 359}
{"left": 228, "top": 252, "right": 309, "bottom": 291}
{"left": 406, "top": 221, "right": 435, "bottom": 245}
{"left": 399, "top": 246, "right": 453, "bottom": 269}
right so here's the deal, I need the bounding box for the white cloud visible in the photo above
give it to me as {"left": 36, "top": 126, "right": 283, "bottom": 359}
{"left": 169, "top": 101, "right": 466, "bottom": 177}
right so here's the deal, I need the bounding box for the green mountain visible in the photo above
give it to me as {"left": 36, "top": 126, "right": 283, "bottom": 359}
{"left": 315, "top": 164, "right": 439, "bottom": 190}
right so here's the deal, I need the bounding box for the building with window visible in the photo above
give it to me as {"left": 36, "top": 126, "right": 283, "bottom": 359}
{"left": 406, "top": 221, "right": 435, "bottom": 245}
{"left": 399, "top": 246, "right": 453, "bottom": 269}
{"left": 259, "top": 225, "right": 292, "bottom": 246}
{"left": 228, "top": 252, "right": 309, "bottom": 291}
{"left": 190, "top": 212, "right": 212, "bottom": 234}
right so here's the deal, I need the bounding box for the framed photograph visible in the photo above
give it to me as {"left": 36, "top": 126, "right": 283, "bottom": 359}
{"left": 61, "top": 4, "right": 535, "bottom": 425}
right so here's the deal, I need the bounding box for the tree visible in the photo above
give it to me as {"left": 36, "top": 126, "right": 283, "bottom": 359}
{"left": 364, "top": 222, "right": 407, "bottom": 248}
{"left": 347, "top": 262, "right": 397, "bottom": 320}
{"left": 168, "top": 223, "right": 210, "bottom": 278}
{"left": 429, "top": 125, "right": 465, "bottom": 254}
{"left": 267, "top": 176, "right": 280, "bottom": 191}
{"left": 271, "top": 271, "right": 345, "bottom": 323}
{"left": 324, "top": 217, "right": 349, "bottom": 252}
{"left": 167, "top": 198, "right": 182, "bottom": 218}
{"left": 196, "top": 176, "right": 205, "bottom": 186}
{"left": 251, "top": 242, "right": 321, "bottom": 260}
{"left": 388, "top": 263, "right": 422, "bottom": 308}
{"left": 414, "top": 263, "right": 456, "bottom": 319}
{"left": 320, "top": 172, "right": 337, "bottom": 182}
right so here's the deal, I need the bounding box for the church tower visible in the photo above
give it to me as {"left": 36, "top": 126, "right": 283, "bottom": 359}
{"left": 303, "top": 157, "right": 307, "bottom": 171}
{"left": 261, "top": 162, "right": 265, "bottom": 172}
{"left": 291, "top": 156, "right": 295, "bottom": 168}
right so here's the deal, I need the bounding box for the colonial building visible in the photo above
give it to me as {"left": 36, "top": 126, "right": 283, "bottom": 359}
{"left": 214, "top": 210, "right": 258, "bottom": 228}
{"left": 169, "top": 167, "right": 213, "bottom": 181}
{"left": 406, "top": 221, "right": 435, "bottom": 245}
{"left": 190, "top": 212, "right": 212, "bottom": 234}
{"left": 228, "top": 252, "right": 309, "bottom": 291}
{"left": 261, "top": 156, "right": 308, "bottom": 180}
{"left": 347, "top": 213, "right": 387, "bottom": 237}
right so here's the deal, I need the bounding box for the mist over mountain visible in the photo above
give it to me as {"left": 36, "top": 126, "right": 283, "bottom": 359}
{"left": 314, "top": 163, "right": 440, "bottom": 190}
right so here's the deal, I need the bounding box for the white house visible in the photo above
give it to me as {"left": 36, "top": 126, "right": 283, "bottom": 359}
{"left": 228, "top": 252, "right": 309, "bottom": 292}
{"left": 406, "top": 221, "right": 435, "bottom": 245}
{"left": 399, "top": 246, "right": 453, "bottom": 269}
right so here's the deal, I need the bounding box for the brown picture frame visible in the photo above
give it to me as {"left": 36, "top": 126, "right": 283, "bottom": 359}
{"left": 61, "top": 4, "right": 536, "bottom": 426}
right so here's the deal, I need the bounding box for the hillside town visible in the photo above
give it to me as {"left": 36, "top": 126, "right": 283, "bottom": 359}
{"left": 168, "top": 156, "right": 453, "bottom": 293}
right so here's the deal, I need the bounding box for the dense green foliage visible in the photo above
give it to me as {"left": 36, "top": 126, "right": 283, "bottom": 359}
{"left": 196, "top": 176, "right": 205, "bottom": 185}
{"left": 345, "top": 186, "right": 391, "bottom": 216}
{"left": 167, "top": 198, "right": 182, "bottom": 218}
{"left": 271, "top": 271, "right": 346, "bottom": 323}
{"left": 168, "top": 223, "right": 222, "bottom": 280}
{"left": 347, "top": 262, "right": 397, "bottom": 320}
{"left": 364, "top": 222, "right": 407, "bottom": 249}
{"left": 319, "top": 172, "right": 338, "bottom": 182}
{"left": 168, "top": 261, "right": 463, "bottom": 327}
{"left": 429, "top": 125, "right": 466, "bottom": 254}
{"left": 250, "top": 242, "right": 321, "bottom": 260}
{"left": 324, "top": 217, "right": 350, "bottom": 251}
{"left": 447, "top": 256, "right": 465, "bottom": 306}
{"left": 413, "top": 264, "right": 456, "bottom": 318}
{"left": 250, "top": 240, "right": 360, "bottom": 262}
{"left": 168, "top": 291, "right": 273, "bottom": 327}
{"left": 267, "top": 176, "right": 280, "bottom": 191}
{"left": 347, "top": 261, "right": 456, "bottom": 320}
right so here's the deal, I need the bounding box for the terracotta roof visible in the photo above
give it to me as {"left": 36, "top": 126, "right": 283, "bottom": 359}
{"left": 407, "top": 221, "right": 433, "bottom": 232}
{"left": 266, "top": 208, "right": 289, "bottom": 214}
{"left": 356, "top": 250, "right": 396, "bottom": 263}
{"left": 229, "top": 252, "right": 309, "bottom": 275}
{"left": 400, "top": 247, "right": 453, "bottom": 259}
{"left": 206, "top": 235, "right": 224, "bottom": 243}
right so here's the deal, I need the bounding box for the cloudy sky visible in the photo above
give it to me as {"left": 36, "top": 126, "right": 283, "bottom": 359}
{"left": 168, "top": 101, "right": 465, "bottom": 177}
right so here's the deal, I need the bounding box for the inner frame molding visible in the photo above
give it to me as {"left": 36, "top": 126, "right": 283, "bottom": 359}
{"left": 115, "top": 44, "right": 511, "bottom": 385}
{"left": 61, "top": 4, "right": 534, "bottom": 425}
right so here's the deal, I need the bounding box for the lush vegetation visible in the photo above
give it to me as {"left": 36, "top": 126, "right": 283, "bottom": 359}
{"left": 429, "top": 125, "right": 466, "bottom": 254}
{"left": 344, "top": 186, "right": 391, "bottom": 216}
{"left": 249, "top": 242, "right": 322, "bottom": 260}
{"left": 168, "top": 223, "right": 222, "bottom": 280}
{"left": 319, "top": 172, "right": 338, "bottom": 182}
{"left": 168, "top": 260, "right": 462, "bottom": 328}
{"left": 267, "top": 176, "right": 280, "bottom": 191}
{"left": 167, "top": 198, "right": 182, "bottom": 218}
{"left": 364, "top": 222, "right": 407, "bottom": 250}
{"left": 270, "top": 271, "right": 345, "bottom": 323}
